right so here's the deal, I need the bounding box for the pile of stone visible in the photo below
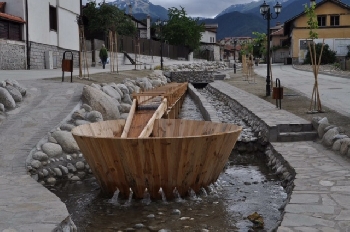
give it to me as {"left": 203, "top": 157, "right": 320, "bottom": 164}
{"left": 27, "top": 72, "right": 168, "bottom": 185}
{"left": 0, "top": 79, "right": 26, "bottom": 112}
{"left": 313, "top": 117, "right": 350, "bottom": 157}
{"left": 167, "top": 61, "right": 229, "bottom": 72}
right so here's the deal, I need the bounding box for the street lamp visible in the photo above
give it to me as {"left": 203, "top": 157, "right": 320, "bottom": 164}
{"left": 260, "top": 1, "right": 282, "bottom": 96}
{"left": 155, "top": 19, "right": 167, "bottom": 70}
{"left": 233, "top": 39, "right": 237, "bottom": 74}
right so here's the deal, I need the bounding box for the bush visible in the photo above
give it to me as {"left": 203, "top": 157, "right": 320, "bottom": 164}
{"left": 303, "top": 43, "right": 337, "bottom": 64}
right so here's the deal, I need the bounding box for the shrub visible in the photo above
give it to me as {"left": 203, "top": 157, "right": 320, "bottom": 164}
{"left": 303, "top": 43, "right": 337, "bottom": 64}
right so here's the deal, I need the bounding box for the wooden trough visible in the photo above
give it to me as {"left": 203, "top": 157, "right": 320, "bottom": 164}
{"left": 72, "top": 119, "right": 241, "bottom": 199}
{"left": 72, "top": 83, "right": 242, "bottom": 200}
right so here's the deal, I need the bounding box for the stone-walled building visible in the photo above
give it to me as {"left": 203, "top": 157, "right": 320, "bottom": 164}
{"left": 199, "top": 24, "right": 220, "bottom": 61}
{"left": 0, "top": 0, "right": 80, "bottom": 70}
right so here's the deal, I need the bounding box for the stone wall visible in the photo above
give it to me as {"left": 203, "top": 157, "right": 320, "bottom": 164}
{"left": 0, "top": 39, "right": 26, "bottom": 70}
{"left": 170, "top": 71, "right": 214, "bottom": 83}
{"left": 29, "top": 42, "right": 79, "bottom": 70}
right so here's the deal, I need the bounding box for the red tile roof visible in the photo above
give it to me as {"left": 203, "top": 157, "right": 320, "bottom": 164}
{"left": 0, "top": 12, "right": 26, "bottom": 23}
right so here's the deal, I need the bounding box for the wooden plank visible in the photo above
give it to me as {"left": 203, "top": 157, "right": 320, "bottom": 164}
{"left": 121, "top": 99, "right": 137, "bottom": 138}
{"left": 138, "top": 98, "right": 167, "bottom": 138}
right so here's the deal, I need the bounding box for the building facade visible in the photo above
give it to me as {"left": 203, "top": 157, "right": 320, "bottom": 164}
{"left": 0, "top": 0, "right": 80, "bottom": 70}
{"left": 284, "top": 0, "right": 350, "bottom": 64}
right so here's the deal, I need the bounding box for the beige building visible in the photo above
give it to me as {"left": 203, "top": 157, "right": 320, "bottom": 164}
{"left": 284, "top": 0, "right": 350, "bottom": 63}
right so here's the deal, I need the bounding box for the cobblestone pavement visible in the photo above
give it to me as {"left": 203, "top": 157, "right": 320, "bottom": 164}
{"left": 0, "top": 80, "right": 83, "bottom": 231}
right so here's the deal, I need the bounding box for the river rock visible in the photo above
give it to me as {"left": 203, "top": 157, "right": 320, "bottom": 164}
{"left": 86, "top": 111, "right": 103, "bottom": 122}
{"left": 136, "top": 77, "right": 153, "bottom": 91}
{"left": 119, "top": 103, "right": 132, "bottom": 113}
{"left": 332, "top": 139, "right": 342, "bottom": 151}
{"left": 340, "top": 138, "right": 350, "bottom": 156}
{"left": 91, "top": 83, "right": 101, "bottom": 90}
{"left": 0, "top": 103, "right": 4, "bottom": 112}
{"left": 318, "top": 118, "right": 330, "bottom": 139}
{"left": 122, "top": 94, "right": 133, "bottom": 105}
{"left": 81, "top": 104, "right": 92, "bottom": 112}
{"left": 52, "top": 131, "right": 80, "bottom": 153}
{"left": 102, "top": 85, "right": 122, "bottom": 101}
{"left": 13, "top": 83, "right": 26, "bottom": 96}
{"left": 32, "top": 151, "right": 49, "bottom": 161}
{"left": 5, "top": 85, "right": 22, "bottom": 102}
{"left": 75, "top": 119, "right": 90, "bottom": 126}
{"left": 42, "top": 142, "right": 63, "bottom": 158}
{"left": 0, "top": 87, "right": 16, "bottom": 109}
{"left": 150, "top": 79, "right": 162, "bottom": 88}
{"left": 60, "top": 123, "right": 76, "bottom": 132}
{"left": 109, "top": 83, "right": 124, "bottom": 98}
{"left": 116, "top": 83, "right": 130, "bottom": 95}
{"left": 120, "top": 113, "right": 129, "bottom": 119}
{"left": 67, "top": 163, "right": 77, "bottom": 173}
{"left": 76, "top": 161, "right": 85, "bottom": 170}
{"left": 31, "top": 160, "right": 42, "bottom": 169}
{"left": 47, "top": 177, "right": 56, "bottom": 185}
{"left": 322, "top": 128, "right": 339, "bottom": 147}
{"left": 72, "top": 109, "right": 86, "bottom": 120}
{"left": 82, "top": 85, "right": 120, "bottom": 120}
{"left": 59, "top": 165, "right": 69, "bottom": 175}
{"left": 53, "top": 168, "right": 63, "bottom": 177}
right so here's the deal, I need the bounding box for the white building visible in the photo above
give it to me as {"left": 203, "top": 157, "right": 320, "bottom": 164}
{"left": 199, "top": 24, "right": 220, "bottom": 61}
{"left": 0, "top": 0, "right": 80, "bottom": 70}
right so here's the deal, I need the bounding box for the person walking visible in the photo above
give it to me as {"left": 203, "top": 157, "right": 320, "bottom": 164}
{"left": 99, "top": 44, "right": 108, "bottom": 69}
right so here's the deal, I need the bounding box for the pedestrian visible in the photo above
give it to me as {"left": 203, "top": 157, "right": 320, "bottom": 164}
{"left": 99, "top": 44, "right": 108, "bottom": 69}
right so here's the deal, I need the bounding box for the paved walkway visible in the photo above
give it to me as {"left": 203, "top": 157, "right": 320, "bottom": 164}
{"left": 0, "top": 80, "right": 83, "bottom": 231}
{"left": 254, "top": 64, "right": 350, "bottom": 117}
{"left": 0, "top": 62, "right": 350, "bottom": 231}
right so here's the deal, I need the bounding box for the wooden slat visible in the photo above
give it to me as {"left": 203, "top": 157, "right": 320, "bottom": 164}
{"left": 138, "top": 98, "right": 167, "bottom": 138}
{"left": 121, "top": 99, "right": 137, "bottom": 138}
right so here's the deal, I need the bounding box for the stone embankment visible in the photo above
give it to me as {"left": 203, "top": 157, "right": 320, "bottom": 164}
{"left": 0, "top": 79, "right": 26, "bottom": 113}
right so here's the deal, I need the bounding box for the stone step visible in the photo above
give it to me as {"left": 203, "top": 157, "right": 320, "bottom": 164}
{"left": 278, "top": 123, "right": 314, "bottom": 133}
{"left": 277, "top": 131, "right": 318, "bottom": 142}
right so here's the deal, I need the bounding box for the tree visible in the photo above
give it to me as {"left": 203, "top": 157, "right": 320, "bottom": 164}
{"left": 304, "top": 2, "right": 325, "bottom": 113}
{"left": 83, "top": 0, "right": 136, "bottom": 36}
{"left": 162, "top": 6, "right": 205, "bottom": 52}
{"left": 252, "top": 32, "right": 267, "bottom": 58}
{"left": 303, "top": 43, "right": 337, "bottom": 64}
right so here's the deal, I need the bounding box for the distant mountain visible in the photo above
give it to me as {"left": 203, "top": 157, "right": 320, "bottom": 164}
{"left": 200, "top": 11, "right": 266, "bottom": 39}
{"left": 108, "top": 0, "right": 168, "bottom": 21}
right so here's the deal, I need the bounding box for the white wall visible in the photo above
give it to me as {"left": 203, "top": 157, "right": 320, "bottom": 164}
{"left": 201, "top": 31, "right": 216, "bottom": 43}
{"left": 4, "top": 0, "right": 25, "bottom": 18}
{"left": 17, "top": 0, "right": 80, "bottom": 50}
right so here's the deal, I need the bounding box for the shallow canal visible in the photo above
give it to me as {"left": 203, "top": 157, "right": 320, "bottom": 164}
{"left": 50, "top": 92, "right": 287, "bottom": 231}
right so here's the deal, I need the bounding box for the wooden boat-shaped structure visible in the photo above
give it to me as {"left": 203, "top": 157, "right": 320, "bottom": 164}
{"left": 72, "top": 83, "right": 242, "bottom": 199}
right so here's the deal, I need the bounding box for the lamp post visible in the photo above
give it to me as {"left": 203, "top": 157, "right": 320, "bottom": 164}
{"left": 260, "top": 1, "right": 282, "bottom": 96}
{"left": 233, "top": 39, "right": 237, "bottom": 74}
{"left": 156, "top": 19, "right": 167, "bottom": 70}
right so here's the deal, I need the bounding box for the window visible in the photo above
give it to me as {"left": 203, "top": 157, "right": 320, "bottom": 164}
{"left": 330, "top": 15, "right": 339, "bottom": 26}
{"left": 317, "top": 15, "right": 326, "bottom": 27}
{"left": 49, "top": 5, "right": 57, "bottom": 31}
{"left": 0, "top": 19, "right": 22, "bottom": 41}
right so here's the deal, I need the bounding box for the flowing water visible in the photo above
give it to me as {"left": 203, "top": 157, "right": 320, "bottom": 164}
{"left": 49, "top": 94, "right": 287, "bottom": 231}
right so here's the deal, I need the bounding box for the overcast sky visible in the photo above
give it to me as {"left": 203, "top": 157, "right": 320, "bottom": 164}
{"left": 83, "top": 0, "right": 256, "bottom": 18}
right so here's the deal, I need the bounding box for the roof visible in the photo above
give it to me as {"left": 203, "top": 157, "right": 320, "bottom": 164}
{"left": 0, "top": 12, "right": 26, "bottom": 23}
{"left": 284, "top": 0, "right": 350, "bottom": 36}
{"left": 271, "top": 27, "right": 284, "bottom": 36}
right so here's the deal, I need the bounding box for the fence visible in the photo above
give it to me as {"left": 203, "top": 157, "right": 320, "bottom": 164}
{"left": 104, "top": 35, "right": 190, "bottom": 60}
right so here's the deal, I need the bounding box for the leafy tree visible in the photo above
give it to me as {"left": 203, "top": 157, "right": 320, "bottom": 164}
{"left": 303, "top": 43, "right": 337, "bottom": 64}
{"left": 252, "top": 31, "right": 267, "bottom": 58}
{"left": 162, "top": 6, "right": 205, "bottom": 52}
{"left": 83, "top": 0, "right": 136, "bottom": 36}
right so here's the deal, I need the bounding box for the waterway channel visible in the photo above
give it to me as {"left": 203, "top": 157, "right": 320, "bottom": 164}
{"left": 49, "top": 89, "right": 287, "bottom": 231}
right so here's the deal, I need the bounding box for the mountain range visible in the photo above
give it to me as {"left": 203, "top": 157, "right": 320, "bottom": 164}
{"left": 108, "top": 0, "right": 350, "bottom": 39}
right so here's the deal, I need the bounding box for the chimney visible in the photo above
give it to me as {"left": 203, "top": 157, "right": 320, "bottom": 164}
{"left": 147, "top": 15, "right": 151, "bottom": 39}
{"left": 0, "top": 2, "right": 6, "bottom": 13}
{"left": 276, "top": 21, "right": 281, "bottom": 26}
{"left": 129, "top": 4, "right": 132, "bottom": 16}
